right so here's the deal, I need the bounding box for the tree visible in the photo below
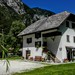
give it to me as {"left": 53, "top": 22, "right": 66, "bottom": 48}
{"left": 5, "top": 20, "right": 25, "bottom": 55}
{"left": 0, "top": 33, "right": 10, "bottom": 72}
{"left": 10, "top": 20, "right": 25, "bottom": 36}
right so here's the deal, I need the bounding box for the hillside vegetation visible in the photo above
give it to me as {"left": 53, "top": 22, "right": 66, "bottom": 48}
{"left": 0, "top": 0, "right": 54, "bottom": 55}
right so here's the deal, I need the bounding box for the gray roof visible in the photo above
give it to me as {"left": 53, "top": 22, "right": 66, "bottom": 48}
{"left": 18, "top": 11, "right": 70, "bottom": 36}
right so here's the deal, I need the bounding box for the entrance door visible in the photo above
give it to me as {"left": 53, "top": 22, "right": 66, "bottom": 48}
{"left": 66, "top": 48, "right": 75, "bottom": 61}
{"left": 26, "top": 50, "right": 30, "bottom": 59}
{"left": 67, "top": 49, "right": 72, "bottom": 61}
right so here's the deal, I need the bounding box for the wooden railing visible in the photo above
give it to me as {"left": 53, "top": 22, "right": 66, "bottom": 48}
{"left": 49, "top": 52, "right": 61, "bottom": 63}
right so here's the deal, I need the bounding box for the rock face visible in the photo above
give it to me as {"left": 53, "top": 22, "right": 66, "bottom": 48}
{"left": 0, "top": 0, "right": 25, "bottom": 14}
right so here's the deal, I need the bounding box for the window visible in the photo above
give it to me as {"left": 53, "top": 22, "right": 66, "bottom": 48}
{"left": 73, "top": 50, "right": 75, "bottom": 56}
{"left": 67, "top": 35, "right": 70, "bottom": 42}
{"left": 35, "top": 32, "right": 41, "bottom": 39}
{"left": 72, "top": 23, "right": 75, "bottom": 28}
{"left": 66, "top": 21, "right": 69, "bottom": 27}
{"left": 35, "top": 41, "right": 41, "bottom": 47}
{"left": 73, "top": 37, "right": 75, "bottom": 43}
{"left": 27, "top": 38, "right": 32, "bottom": 44}
{"left": 43, "top": 42, "right": 47, "bottom": 46}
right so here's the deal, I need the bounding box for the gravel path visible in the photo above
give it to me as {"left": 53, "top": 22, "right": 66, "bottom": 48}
{"left": 0, "top": 60, "right": 45, "bottom": 75}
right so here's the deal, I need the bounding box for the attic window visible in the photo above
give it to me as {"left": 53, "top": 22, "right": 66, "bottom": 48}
{"left": 27, "top": 38, "right": 32, "bottom": 44}
{"left": 66, "top": 21, "right": 69, "bottom": 27}
{"left": 72, "top": 23, "right": 75, "bottom": 29}
{"left": 35, "top": 32, "right": 41, "bottom": 39}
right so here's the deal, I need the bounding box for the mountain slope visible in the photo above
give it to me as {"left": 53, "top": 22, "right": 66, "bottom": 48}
{"left": 0, "top": 0, "right": 55, "bottom": 53}
{"left": 0, "top": 0, "right": 25, "bottom": 14}
{"left": 0, "top": 0, "right": 55, "bottom": 34}
{"left": 0, "top": 5, "right": 21, "bottom": 34}
{"left": 33, "top": 7, "right": 55, "bottom": 18}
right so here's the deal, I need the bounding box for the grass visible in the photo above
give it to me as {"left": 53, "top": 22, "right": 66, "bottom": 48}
{"left": 13, "top": 63, "right": 75, "bottom": 75}
{"left": 7, "top": 56, "right": 22, "bottom": 60}
{"left": 0, "top": 56, "right": 22, "bottom": 60}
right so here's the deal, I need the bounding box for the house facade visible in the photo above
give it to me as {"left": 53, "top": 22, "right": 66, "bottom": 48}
{"left": 18, "top": 11, "right": 75, "bottom": 62}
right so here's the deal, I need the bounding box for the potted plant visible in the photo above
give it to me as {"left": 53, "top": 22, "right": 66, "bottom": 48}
{"left": 63, "top": 58, "right": 69, "bottom": 63}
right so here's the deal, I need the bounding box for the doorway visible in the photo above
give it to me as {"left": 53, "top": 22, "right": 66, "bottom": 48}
{"left": 66, "top": 47, "right": 75, "bottom": 61}
{"left": 26, "top": 50, "right": 30, "bottom": 59}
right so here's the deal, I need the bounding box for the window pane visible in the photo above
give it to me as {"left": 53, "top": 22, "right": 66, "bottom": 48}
{"left": 27, "top": 38, "right": 32, "bottom": 44}
{"left": 66, "top": 21, "right": 69, "bottom": 27}
{"left": 35, "top": 32, "right": 41, "bottom": 39}
{"left": 67, "top": 35, "right": 70, "bottom": 42}
{"left": 35, "top": 41, "right": 41, "bottom": 47}
{"left": 73, "top": 51, "right": 75, "bottom": 56}
{"left": 72, "top": 23, "right": 75, "bottom": 28}
{"left": 43, "top": 42, "right": 47, "bottom": 46}
{"left": 74, "top": 37, "right": 75, "bottom": 43}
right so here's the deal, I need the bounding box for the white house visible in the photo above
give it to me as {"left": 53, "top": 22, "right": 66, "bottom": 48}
{"left": 18, "top": 11, "right": 75, "bottom": 62}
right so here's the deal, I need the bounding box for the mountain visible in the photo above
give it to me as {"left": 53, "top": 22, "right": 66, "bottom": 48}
{"left": 0, "top": 0, "right": 55, "bottom": 53}
{"left": 0, "top": 0, "right": 55, "bottom": 34}
{"left": 32, "top": 7, "right": 55, "bottom": 19}
{"left": 0, "top": 0, "right": 25, "bottom": 14}
{"left": 0, "top": 3, "right": 20, "bottom": 34}
{"left": 22, "top": 6, "right": 55, "bottom": 26}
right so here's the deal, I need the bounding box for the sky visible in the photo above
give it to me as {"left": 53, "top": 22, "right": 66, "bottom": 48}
{"left": 22, "top": 0, "right": 75, "bottom": 14}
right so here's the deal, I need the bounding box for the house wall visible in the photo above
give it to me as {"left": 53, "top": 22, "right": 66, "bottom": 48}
{"left": 42, "top": 20, "right": 75, "bottom": 62}
{"left": 23, "top": 34, "right": 43, "bottom": 59}
{"left": 59, "top": 21, "right": 75, "bottom": 61}
{"left": 47, "top": 36, "right": 62, "bottom": 62}
{"left": 22, "top": 29, "right": 57, "bottom": 59}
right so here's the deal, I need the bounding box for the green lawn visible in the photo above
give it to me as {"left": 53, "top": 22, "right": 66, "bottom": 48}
{"left": 0, "top": 56, "right": 22, "bottom": 60}
{"left": 13, "top": 63, "right": 75, "bottom": 75}
{"left": 7, "top": 56, "right": 22, "bottom": 60}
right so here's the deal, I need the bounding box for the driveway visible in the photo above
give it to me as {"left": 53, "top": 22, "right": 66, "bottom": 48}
{"left": 0, "top": 60, "right": 45, "bottom": 75}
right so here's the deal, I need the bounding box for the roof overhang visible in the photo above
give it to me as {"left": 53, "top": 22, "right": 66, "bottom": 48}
{"left": 18, "top": 27, "right": 58, "bottom": 36}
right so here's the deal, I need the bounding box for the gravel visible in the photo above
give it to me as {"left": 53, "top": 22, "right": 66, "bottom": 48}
{"left": 0, "top": 60, "right": 45, "bottom": 75}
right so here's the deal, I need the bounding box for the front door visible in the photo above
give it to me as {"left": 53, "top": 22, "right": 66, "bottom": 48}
{"left": 67, "top": 48, "right": 75, "bottom": 61}
{"left": 67, "top": 49, "right": 72, "bottom": 61}
{"left": 26, "top": 50, "right": 30, "bottom": 59}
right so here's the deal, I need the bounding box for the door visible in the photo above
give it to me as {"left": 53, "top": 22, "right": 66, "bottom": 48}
{"left": 66, "top": 48, "right": 75, "bottom": 61}
{"left": 67, "top": 49, "right": 72, "bottom": 61}
{"left": 26, "top": 50, "right": 30, "bottom": 59}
